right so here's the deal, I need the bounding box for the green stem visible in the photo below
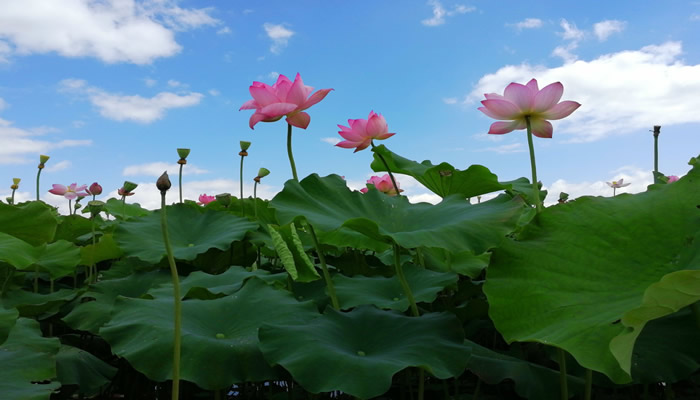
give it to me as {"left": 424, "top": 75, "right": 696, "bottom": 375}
{"left": 10, "top": 189, "right": 16, "bottom": 205}
{"left": 36, "top": 168, "right": 42, "bottom": 201}
{"left": 472, "top": 377, "right": 481, "bottom": 400}
{"left": 34, "top": 265, "right": 38, "bottom": 293}
{"left": 178, "top": 163, "right": 184, "bottom": 204}
{"left": 525, "top": 117, "right": 543, "bottom": 213}
{"left": 287, "top": 124, "right": 299, "bottom": 182}
{"left": 371, "top": 142, "right": 401, "bottom": 196}
{"left": 91, "top": 216, "right": 97, "bottom": 284}
{"left": 160, "top": 193, "right": 181, "bottom": 400}
{"left": 253, "top": 181, "right": 258, "bottom": 219}
{"left": 654, "top": 132, "right": 659, "bottom": 175}
{"left": 394, "top": 243, "right": 419, "bottom": 317}
{"left": 306, "top": 222, "right": 340, "bottom": 310}
{"left": 613, "top": 187, "right": 616, "bottom": 197}
{"left": 691, "top": 301, "right": 700, "bottom": 331}
{"left": 68, "top": 199, "right": 72, "bottom": 216}
{"left": 558, "top": 348, "right": 568, "bottom": 400}
{"left": 240, "top": 156, "right": 245, "bottom": 201}
{"left": 584, "top": 368, "right": 592, "bottom": 400}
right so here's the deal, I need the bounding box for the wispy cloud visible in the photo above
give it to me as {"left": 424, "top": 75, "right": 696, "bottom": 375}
{"left": 0, "top": 0, "right": 220, "bottom": 64}
{"left": 45, "top": 160, "right": 71, "bottom": 172}
{"left": 263, "top": 23, "right": 294, "bottom": 54}
{"left": 470, "top": 41, "right": 700, "bottom": 142}
{"left": 321, "top": 137, "right": 341, "bottom": 145}
{"left": 217, "top": 26, "right": 232, "bottom": 35}
{"left": 593, "top": 20, "right": 626, "bottom": 41}
{"left": 59, "top": 78, "right": 203, "bottom": 124}
{"left": 510, "top": 18, "right": 543, "bottom": 30}
{"left": 477, "top": 143, "right": 525, "bottom": 154}
{"left": 545, "top": 166, "right": 653, "bottom": 205}
{"left": 421, "top": 0, "right": 474, "bottom": 27}
{"left": 123, "top": 161, "right": 208, "bottom": 177}
{"left": 0, "top": 117, "right": 91, "bottom": 165}
{"left": 558, "top": 19, "right": 584, "bottom": 40}
{"left": 442, "top": 97, "right": 458, "bottom": 105}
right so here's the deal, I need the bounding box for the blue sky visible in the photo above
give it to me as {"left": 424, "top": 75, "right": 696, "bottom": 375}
{"left": 2, "top": 0, "right": 699, "bottom": 212}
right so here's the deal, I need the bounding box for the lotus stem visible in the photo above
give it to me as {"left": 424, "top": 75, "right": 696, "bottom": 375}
{"left": 160, "top": 191, "right": 181, "bottom": 400}
{"left": 653, "top": 125, "right": 660, "bottom": 175}
{"left": 287, "top": 124, "right": 299, "bottom": 182}
{"left": 525, "top": 116, "right": 543, "bottom": 213}
{"left": 178, "top": 163, "right": 184, "bottom": 204}
{"left": 68, "top": 199, "right": 72, "bottom": 216}
{"left": 584, "top": 368, "right": 593, "bottom": 400}
{"left": 306, "top": 222, "right": 340, "bottom": 310}
{"left": 10, "top": 189, "right": 16, "bottom": 205}
{"left": 371, "top": 142, "right": 401, "bottom": 197}
{"left": 394, "top": 243, "right": 419, "bottom": 317}
{"left": 253, "top": 181, "right": 258, "bottom": 219}
{"left": 35, "top": 169, "right": 42, "bottom": 201}
{"left": 240, "top": 154, "right": 245, "bottom": 201}
{"left": 558, "top": 347, "right": 568, "bottom": 400}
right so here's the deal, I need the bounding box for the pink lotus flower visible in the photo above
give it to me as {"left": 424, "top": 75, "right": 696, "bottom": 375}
{"left": 48, "top": 183, "right": 88, "bottom": 200}
{"left": 336, "top": 111, "right": 396, "bottom": 152}
{"left": 478, "top": 79, "right": 581, "bottom": 138}
{"left": 118, "top": 188, "right": 135, "bottom": 197}
{"left": 606, "top": 179, "right": 631, "bottom": 189}
{"left": 239, "top": 73, "right": 333, "bottom": 130}
{"left": 198, "top": 194, "right": 216, "bottom": 205}
{"left": 667, "top": 175, "right": 679, "bottom": 183}
{"left": 86, "top": 182, "right": 102, "bottom": 196}
{"left": 360, "top": 175, "right": 403, "bottom": 196}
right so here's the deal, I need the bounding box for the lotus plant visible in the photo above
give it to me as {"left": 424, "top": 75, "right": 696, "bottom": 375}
{"left": 9, "top": 178, "right": 20, "bottom": 205}
{"left": 48, "top": 183, "right": 88, "bottom": 215}
{"left": 479, "top": 79, "right": 580, "bottom": 212}
{"left": 176, "top": 148, "right": 190, "bottom": 204}
{"left": 667, "top": 175, "right": 679, "bottom": 183}
{"left": 198, "top": 194, "right": 216, "bottom": 205}
{"left": 36, "top": 155, "right": 49, "bottom": 201}
{"left": 240, "top": 73, "right": 332, "bottom": 181}
{"left": 337, "top": 111, "right": 401, "bottom": 196}
{"left": 361, "top": 174, "right": 403, "bottom": 196}
{"left": 86, "top": 182, "right": 102, "bottom": 201}
{"left": 607, "top": 178, "right": 630, "bottom": 196}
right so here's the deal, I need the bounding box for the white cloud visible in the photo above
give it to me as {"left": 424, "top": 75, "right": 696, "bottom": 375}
{"left": 476, "top": 143, "right": 525, "bottom": 154}
{"left": 167, "top": 79, "right": 182, "bottom": 87}
{"left": 512, "top": 18, "right": 543, "bottom": 30}
{"left": 469, "top": 41, "right": 700, "bottom": 142}
{"left": 442, "top": 97, "right": 458, "bottom": 104}
{"left": 593, "top": 20, "right": 626, "bottom": 41}
{"left": 268, "top": 71, "right": 280, "bottom": 80}
{"left": 123, "top": 161, "right": 208, "bottom": 177}
{"left": 0, "top": 98, "right": 7, "bottom": 111}
{"left": 421, "top": 0, "right": 474, "bottom": 27}
{"left": 544, "top": 166, "right": 653, "bottom": 206}
{"left": 558, "top": 19, "right": 584, "bottom": 40}
{"left": 208, "top": 89, "right": 220, "bottom": 96}
{"left": 45, "top": 160, "right": 71, "bottom": 172}
{"left": 59, "top": 79, "right": 203, "bottom": 123}
{"left": 552, "top": 41, "right": 579, "bottom": 63}
{"left": 0, "top": 0, "right": 219, "bottom": 64}
{"left": 263, "top": 23, "right": 294, "bottom": 54}
{"left": 217, "top": 26, "right": 231, "bottom": 35}
{"left": 321, "top": 137, "right": 341, "bottom": 145}
{"left": 691, "top": 14, "right": 700, "bottom": 21}
{"left": 144, "top": 78, "right": 157, "bottom": 87}
{"left": 0, "top": 117, "right": 92, "bottom": 164}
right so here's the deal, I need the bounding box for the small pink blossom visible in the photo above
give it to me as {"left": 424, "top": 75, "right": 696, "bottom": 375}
{"left": 606, "top": 179, "right": 631, "bottom": 189}
{"left": 478, "top": 79, "right": 580, "bottom": 138}
{"left": 360, "top": 175, "right": 403, "bottom": 196}
{"left": 667, "top": 175, "right": 679, "bottom": 183}
{"left": 118, "top": 188, "right": 135, "bottom": 197}
{"left": 48, "top": 183, "right": 88, "bottom": 200}
{"left": 198, "top": 194, "right": 216, "bottom": 205}
{"left": 336, "top": 111, "right": 396, "bottom": 152}
{"left": 239, "top": 73, "right": 333, "bottom": 130}
{"left": 86, "top": 182, "right": 102, "bottom": 195}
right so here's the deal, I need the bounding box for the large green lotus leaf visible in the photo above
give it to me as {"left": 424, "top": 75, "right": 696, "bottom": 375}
{"left": 0, "top": 233, "right": 80, "bottom": 278}
{"left": 630, "top": 307, "right": 700, "bottom": 383}
{"left": 56, "top": 344, "right": 117, "bottom": 396}
{"left": 259, "top": 306, "right": 469, "bottom": 399}
{"left": 333, "top": 264, "right": 457, "bottom": 311}
{"left": 1, "top": 289, "right": 78, "bottom": 318}
{"left": 484, "top": 162, "right": 700, "bottom": 384}
{"left": 464, "top": 340, "right": 584, "bottom": 400}
{"left": 369, "top": 145, "right": 508, "bottom": 198}
{"left": 53, "top": 214, "right": 94, "bottom": 243}
{"left": 100, "top": 278, "right": 319, "bottom": 389}
{"left": 80, "top": 233, "right": 123, "bottom": 265}
{"left": 271, "top": 174, "right": 524, "bottom": 255}
{"left": 104, "top": 197, "right": 150, "bottom": 220}
{"left": 115, "top": 203, "right": 258, "bottom": 263}
{"left": 0, "top": 201, "right": 58, "bottom": 245}
{"left": 146, "top": 266, "right": 285, "bottom": 300}
{"left": 0, "top": 318, "right": 61, "bottom": 400}
{"left": 0, "top": 307, "right": 19, "bottom": 345}
{"left": 421, "top": 247, "right": 491, "bottom": 278}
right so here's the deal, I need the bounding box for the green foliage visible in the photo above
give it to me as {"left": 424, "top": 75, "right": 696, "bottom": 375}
{"left": 0, "top": 201, "right": 58, "bottom": 245}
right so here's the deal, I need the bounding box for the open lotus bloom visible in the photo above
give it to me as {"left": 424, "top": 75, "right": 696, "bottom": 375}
{"left": 478, "top": 79, "right": 581, "bottom": 138}
{"left": 48, "top": 183, "right": 89, "bottom": 200}
{"left": 336, "top": 111, "right": 396, "bottom": 152}
{"left": 198, "top": 194, "right": 216, "bottom": 205}
{"left": 667, "top": 175, "right": 679, "bottom": 183}
{"left": 606, "top": 179, "right": 631, "bottom": 189}
{"left": 360, "top": 174, "right": 403, "bottom": 196}
{"left": 239, "top": 73, "right": 333, "bottom": 130}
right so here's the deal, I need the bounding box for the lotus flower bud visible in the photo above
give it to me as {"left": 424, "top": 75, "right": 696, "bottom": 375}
{"left": 215, "top": 193, "right": 232, "bottom": 207}
{"left": 87, "top": 182, "right": 102, "bottom": 195}
{"left": 177, "top": 148, "right": 190, "bottom": 165}
{"left": 156, "top": 171, "right": 171, "bottom": 193}
{"left": 122, "top": 181, "right": 138, "bottom": 193}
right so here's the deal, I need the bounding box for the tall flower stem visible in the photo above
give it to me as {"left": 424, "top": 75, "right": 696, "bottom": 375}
{"left": 653, "top": 125, "right": 660, "bottom": 175}
{"left": 558, "top": 348, "right": 568, "bottom": 400}
{"left": 68, "top": 199, "right": 73, "bottom": 216}
{"left": 240, "top": 155, "right": 245, "bottom": 201}
{"left": 371, "top": 142, "right": 401, "bottom": 197}
{"left": 178, "top": 164, "right": 184, "bottom": 204}
{"left": 525, "top": 117, "right": 543, "bottom": 213}
{"left": 306, "top": 222, "right": 340, "bottom": 310}
{"left": 36, "top": 169, "right": 43, "bottom": 201}
{"left": 287, "top": 124, "right": 299, "bottom": 182}
{"left": 10, "top": 189, "right": 16, "bottom": 205}
{"left": 160, "top": 192, "right": 181, "bottom": 400}
{"left": 584, "top": 368, "right": 593, "bottom": 400}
